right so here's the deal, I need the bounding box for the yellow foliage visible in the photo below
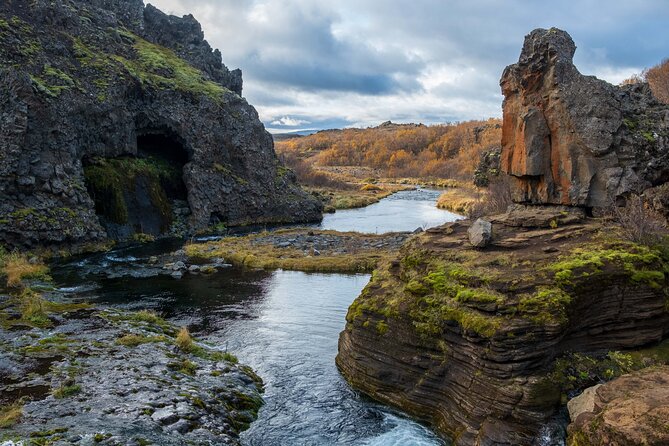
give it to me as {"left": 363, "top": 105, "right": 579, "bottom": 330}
{"left": 175, "top": 327, "right": 194, "bottom": 352}
{"left": 276, "top": 119, "right": 502, "bottom": 181}
{"left": 0, "top": 401, "right": 22, "bottom": 428}
{"left": 0, "top": 252, "right": 49, "bottom": 287}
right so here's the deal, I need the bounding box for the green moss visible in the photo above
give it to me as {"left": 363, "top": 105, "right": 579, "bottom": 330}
{"left": 548, "top": 244, "right": 666, "bottom": 286}
{"left": 172, "top": 359, "right": 197, "bottom": 376}
{"left": 132, "top": 233, "right": 156, "bottom": 244}
{"left": 112, "top": 30, "right": 229, "bottom": 102}
{"left": 411, "top": 297, "right": 501, "bottom": 338}
{"left": 642, "top": 131, "right": 656, "bottom": 142}
{"left": 518, "top": 287, "right": 572, "bottom": 324}
{"left": 44, "top": 66, "right": 75, "bottom": 86}
{"left": 29, "top": 428, "right": 68, "bottom": 438}
{"left": 52, "top": 383, "right": 82, "bottom": 399}
{"left": 454, "top": 287, "right": 503, "bottom": 304}
{"left": 30, "top": 74, "right": 69, "bottom": 97}
{"left": 405, "top": 279, "right": 429, "bottom": 295}
{"left": 375, "top": 320, "right": 389, "bottom": 334}
{"left": 116, "top": 334, "right": 165, "bottom": 347}
{"left": 84, "top": 156, "right": 180, "bottom": 227}
{"left": 214, "top": 163, "right": 249, "bottom": 185}
{"left": 93, "top": 432, "right": 112, "bottom": 442}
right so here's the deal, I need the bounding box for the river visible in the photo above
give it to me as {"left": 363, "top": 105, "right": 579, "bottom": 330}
{"left": 52, "top": 188, "right": 460, "bottom": 445}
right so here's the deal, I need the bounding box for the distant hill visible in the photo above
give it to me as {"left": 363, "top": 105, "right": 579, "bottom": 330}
{"left": 275, "top": 119, "right": 502, "bottom": 180}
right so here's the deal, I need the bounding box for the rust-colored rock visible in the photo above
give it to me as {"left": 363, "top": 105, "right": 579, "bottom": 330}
{"left": 567, "top": 366, "right": 669, "bottom": 446}
{"left": 500, "top": 28, "right": 669, "bottom": 208}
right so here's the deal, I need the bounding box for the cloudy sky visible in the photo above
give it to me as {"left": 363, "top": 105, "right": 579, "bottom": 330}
{"left": 150, "top": 0, "right": 668, "bottom": 133}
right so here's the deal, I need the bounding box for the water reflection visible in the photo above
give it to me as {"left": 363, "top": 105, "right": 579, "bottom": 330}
{"left": 50, "top": 190, "right": 456, "bottom": 445}
{"left": 319, "top": 188, "right": 460, "bottom": 233}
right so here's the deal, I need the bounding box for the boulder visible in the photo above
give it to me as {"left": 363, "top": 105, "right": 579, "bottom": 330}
{"left": 567, "top": 366, "right": 669, "bottom": 446}
{"left": 500, "top": 28, "right": 669, "bottom": 209}
{"left": 467, "top": 218, "right": 492, "bottom": 247}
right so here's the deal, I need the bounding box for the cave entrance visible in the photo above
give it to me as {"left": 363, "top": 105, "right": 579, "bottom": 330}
{"left": 83, "top": 130, "right": 191, "bottom": 240}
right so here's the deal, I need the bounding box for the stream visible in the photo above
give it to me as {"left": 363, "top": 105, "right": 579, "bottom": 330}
{"left": 52, "top": 188, "right": 460, "bottom": 445}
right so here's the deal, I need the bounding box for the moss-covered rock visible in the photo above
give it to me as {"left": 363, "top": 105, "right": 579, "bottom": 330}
{"left": 0, "top": 0, "right": 322, "bottom": 251}
{"left": 337, "top": 214, "right": 669, "bottom": 445}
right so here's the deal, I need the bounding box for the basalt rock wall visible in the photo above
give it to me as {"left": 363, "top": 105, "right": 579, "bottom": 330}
{"left": 0, "top": 0, "right": 322, "bottom": 250}
{"left": 500, "top": 28, "right": 669, "bottom": 209}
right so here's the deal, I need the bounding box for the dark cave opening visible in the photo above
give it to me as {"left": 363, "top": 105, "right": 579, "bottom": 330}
{"left": 83, "top": 130, "right": 192, "bottom": 240}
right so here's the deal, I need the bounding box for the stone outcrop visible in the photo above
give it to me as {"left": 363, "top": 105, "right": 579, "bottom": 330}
{"left": 0, "top": 0, "right": 322, "bottom": 250}
{"left": 337, "top": 211, "right": 669, "bottom": 445}
{"left": 567, "top": 366, "right": 669, "bottom": 445}
{"left": 500, "top": 28, "right": 669, "bottom": 209}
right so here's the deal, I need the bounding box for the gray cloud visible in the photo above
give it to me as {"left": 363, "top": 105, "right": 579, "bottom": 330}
{"left": 149, "top": 0, "right": 669, "bottom": 131}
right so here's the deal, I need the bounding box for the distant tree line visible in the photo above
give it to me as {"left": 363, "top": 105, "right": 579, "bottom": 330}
{"left": 276, "top": 119, "right": 502, "bottom": 182}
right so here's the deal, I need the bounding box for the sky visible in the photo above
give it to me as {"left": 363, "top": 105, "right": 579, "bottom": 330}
{"left": 149, "top": 0, "right": 669, "bottom": 133}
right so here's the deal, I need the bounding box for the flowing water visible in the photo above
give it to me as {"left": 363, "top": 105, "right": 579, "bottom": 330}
{"left": 52, "top": 188, "right": 461, "bottom": 445}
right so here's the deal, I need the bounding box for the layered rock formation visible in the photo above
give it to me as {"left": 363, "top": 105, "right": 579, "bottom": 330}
{"left": 501, "top": 28, "right": 669, "bottom": 208}
{"left": 567, "top": 366, "right": 669, "bottom": 445}
{"left": 337, "top": 213, "right": 669, "bottom": 444}
{"left": 0, "top": 0, "right": 322, "bottom": 250}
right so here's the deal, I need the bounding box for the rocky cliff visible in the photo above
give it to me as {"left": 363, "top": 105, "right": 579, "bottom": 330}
{"left": 501, "top": 28, "right": 669, "bottom": 209}
{"left": 337, "top": 212, "right": 669, "bottom": 444}
{"left": 338, "top": 28, "right": 669, "bottom": 445}
{"left": 0, "top": 0, "right": 322, "bottom": 250}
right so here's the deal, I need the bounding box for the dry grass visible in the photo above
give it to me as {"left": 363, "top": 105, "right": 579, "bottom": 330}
{"left": 1, "top": 252, "right": 49, "bottom": 288}
{"left": 185, "top": 229, "right": 396, "bottom": 273}
{"left": 310, "top": 184, "right": 407, "bottom": 212}
{"left": 176, "top": 327, "right": 194, "bottom": 352}
{"left": 611, "top": 194, "right": 668, "bottom": 246}
{"left": 436, "top": 187, "right": 481, "bottom": 214}
{"left": 468, "top": 177, "right": 513, "bottom": 218}
{"left": 0, "top": 401, "right": 23, "bottom": 428}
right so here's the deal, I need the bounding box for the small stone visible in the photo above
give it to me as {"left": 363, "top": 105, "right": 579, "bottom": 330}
{"left": 173, "top": 261, "right": 186, "bottom": 271}
{"left": 188, "top": 265, "right": 200, "bottom": 272}
{"left": 147, "top": 256, "right": 159, "bottom": 264}
{"left": 166, "top": 419, "right": 191, "bottom": 434}
{"left": 468, "top": 218, "right": 493, "bottom": 248}
{"left": 313, "top": 249, "right": 320, "bottom": 256}
{"left": 171, "top": 271, "right": 183, "bottom": 279}
{"left": 151, "top": 407, "right": 179, "bottom": 425}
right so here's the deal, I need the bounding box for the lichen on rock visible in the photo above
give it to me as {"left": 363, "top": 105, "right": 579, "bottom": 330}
{"left": 500, "top": 27, "right": 669, "bottom": 210}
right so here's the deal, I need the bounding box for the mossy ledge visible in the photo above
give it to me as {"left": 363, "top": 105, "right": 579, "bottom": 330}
{"left": 336, "top": 216, "right": 669, "bottom": 445}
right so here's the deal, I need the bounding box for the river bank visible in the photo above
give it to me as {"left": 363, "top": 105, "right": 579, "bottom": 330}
{"left": 0, "top": 252, "right": 264, "bottom": 445}
{"left": 0, "top": 187, "right": 450, "bottom": 446}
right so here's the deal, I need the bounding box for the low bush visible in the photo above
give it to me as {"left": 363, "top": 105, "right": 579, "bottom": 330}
{"left": 611, "top": 194, "right": 667, "bottom": 246}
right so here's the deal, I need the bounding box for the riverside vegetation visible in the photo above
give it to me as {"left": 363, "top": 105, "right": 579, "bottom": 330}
{"left": 0, "top": 247, "right": 264, "bottom": 444}
{"left": 275, "top": 120, "right": 503, "bottom": 214}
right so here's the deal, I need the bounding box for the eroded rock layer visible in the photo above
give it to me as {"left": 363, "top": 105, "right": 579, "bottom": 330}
{"left": 337, "top": 213, "right": 669, "bottom": 445}
{"left": 0, "top": 0, "right": 322, "bottom": 249}
{"left": 500, "top": 28, "right": 669, "bottom": 208}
